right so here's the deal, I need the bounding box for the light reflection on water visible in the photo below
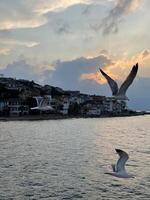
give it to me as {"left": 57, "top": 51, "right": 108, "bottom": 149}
{"left": 0, "top": 116, "right": 150, "bottom": 199}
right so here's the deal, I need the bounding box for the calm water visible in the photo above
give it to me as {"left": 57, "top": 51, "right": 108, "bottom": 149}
{"left": 0, "top": 116, "right": 150, "bottom": 200}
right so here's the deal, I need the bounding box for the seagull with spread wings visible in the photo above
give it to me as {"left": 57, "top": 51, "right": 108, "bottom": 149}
{"left": 31, "top": 97, "right": 54, "bottom": 111}
{"left": 99, "top": 63, "right": 138, "bottom": 100}
{"left": 105, "top": 149, "right": 134, "bottom": 178}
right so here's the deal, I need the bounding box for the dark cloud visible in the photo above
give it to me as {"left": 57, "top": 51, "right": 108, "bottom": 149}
{"left": 90, "top": 0, "right": 141, "bottom": 35}
{"left": 46, "top": 5, "right": 76, "bottom": 35}
{"left": 47, "top": 3, "right": 106, "bottom": 36}
{"left": 102, "top": 0, "right": 141, "bottom": 35}
{"left": 50, "top": 55, "right": 112, "bottom": 90}
{"left": 81, "top": 5, "right": 91, "bottom": 15}
{"left": 0, "top": 60, "right": 37, "bottom": 80}
{"left": 54, "top": 21, "right": 71, "bottom": 34}
{"left": 0, "top": 59, "right": 53, "bottom": 83}
{"left": 0, "top": 55, "right": 112, "bottom": 92}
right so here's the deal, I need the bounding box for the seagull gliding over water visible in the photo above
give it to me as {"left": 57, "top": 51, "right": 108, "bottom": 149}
{"left": 105, "top": 149, "right": 134, "bottom": 178}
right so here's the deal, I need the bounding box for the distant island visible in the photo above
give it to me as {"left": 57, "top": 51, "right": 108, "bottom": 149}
{"left": 0, "top": 76, "right": 145, "bottom": 121}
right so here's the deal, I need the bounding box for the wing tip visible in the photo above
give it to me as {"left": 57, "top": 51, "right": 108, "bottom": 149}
{"left": 99, "top": 68, "right": 103, "bottom": 73}
{"left": 115, "top": 149, "right": 129, "bottom": 157}
{"left": 133, "top": 63, "right": 138, "bottom": 71}
{"left": 115, "top": 149, "right": 122, "bottom": 153}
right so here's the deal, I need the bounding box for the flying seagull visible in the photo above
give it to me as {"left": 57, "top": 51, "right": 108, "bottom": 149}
{"left": 31, "top": 105, "right": 53, "bottom": 111}
{"left": 99, "top": 63, "right": 138, "bottom": 100}
{"left": 31, "top": 97, "right": 54, "bottom": 111}
{"left": 105, "top": 149, "right": 134, "bottom": 178}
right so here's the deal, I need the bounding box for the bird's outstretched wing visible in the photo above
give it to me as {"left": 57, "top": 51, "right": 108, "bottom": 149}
{"left": 111, "top": 164, "right": 116, "bottom": 172}
{"left": 115, "top": 149, "right": 129, "bottom": 172}
{"left": 30, "top": 106, "right": 39, "bottom": 110}
{"left": 99, "top": 68, "right": 118, "bottom": 95}
{"left": 117, "top": 63, "right": 138, "bottom": 96}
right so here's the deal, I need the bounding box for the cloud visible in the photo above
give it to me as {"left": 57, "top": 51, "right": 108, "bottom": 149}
{"left": 0, "top": 18, "right": 47, "bottom": 30}
{"left": 81, "top": 69, "right": 118, "bottom": 84}
{"left": 0, "top": 48, "right": 10, "bottom": 55}
{"left": 2, "top": 49, "right": 149, "bottom": 89}
{"left": 0, "top": 54, "right": 112, "bottom": 87}
{"left": 0, "top": 58, "right": 54, "bottom": 84}
{"left": 49, "top": 55, "right": 113, "bottom": 91}
{"left": 0, "top": 0, "right": 47, "bottom": 30}
{"left": 0, "top": 59, "right": 37, "bottom": 80}
{"left": 141, "top": 49, "right": 150, "bottom": 59}
{"left": 33, "top": 0, "right": 92, "bottom": 14}
{"left": 0, "top": 0, "right": 92, "bottom": 30}
{"left": 0, "top": 38, "right": 39, "bottom": 48}
{"left": 81, "top": 49, "right": 150, "bottom": 84}
{"left": 80, "top": 72, "right": 101, "bottom": 83}
{"left": 0, "top": 0, "right": 114, "bottom": 31}
{"left": 91, "top": 0, "right": 142, "bottom": 35}
{"left": 103, "top": 0, "right": 142, "bottom": 35}
{"left": 53, "top": 21, "right": 71, "bottom": 34}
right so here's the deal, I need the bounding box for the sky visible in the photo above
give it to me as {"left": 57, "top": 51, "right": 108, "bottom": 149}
{"left": 0, "top": 0, "right": 150, "bottom": 110}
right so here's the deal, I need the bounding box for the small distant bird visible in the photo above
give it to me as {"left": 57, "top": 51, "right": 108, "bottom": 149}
{"left": 105, "top": 149, "right": 134, "bottom": 178}
{"left": 31, "top": 97, "right": 54, "bottom": 111}
{"left": 99, "top": 63, "right": 138, "bottom": 100}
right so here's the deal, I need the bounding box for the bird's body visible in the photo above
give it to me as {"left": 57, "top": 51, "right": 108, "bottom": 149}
{"left": 105, "top": 149, "right": 134, "bottom": 178}
{"left": 31, "top": 105, "right": 53, "bottom": 111}
{"left": 99, "top": 63, "right": 138, "bottom": 100}
{"left": 105, "top": 171, "right": 133, "bottom": 178}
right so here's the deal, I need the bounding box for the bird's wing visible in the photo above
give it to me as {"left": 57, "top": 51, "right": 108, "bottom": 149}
{"left": 111, "top": 164, "right": 116, "bottom": 172}
{"left": 117, "top": 63, "right": 138, "bottom": 96}
{"left": 99, "top": 68, "right": 118, "bottom": 95}
{"left": 30, "top": 106, "right": 39, "bottom": 110}
{"left": 39, "top": 106, "right": 53, "bottom": 111}
{"left": 40, "top": 98, "right": 46, "bottom": 107}
{"left": 115, "top": 149, "right": 129, "bottom": 172}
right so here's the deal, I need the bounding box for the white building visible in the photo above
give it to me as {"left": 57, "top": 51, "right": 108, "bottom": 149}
{"left": 8, "top": 98, "right": 29, "bottom": 116}
{"left": 103, "top": 97, "right": 113, "bottom": 113}
{"left": 60, "top": 101, "right": 70, "bottom": 115}
{"left": 103, "top": 97, "right": 127, "bottom": 114}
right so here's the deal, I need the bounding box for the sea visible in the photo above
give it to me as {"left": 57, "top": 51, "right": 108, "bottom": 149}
{"left": 0, "top": 116, "right": 150, "bottom": 200}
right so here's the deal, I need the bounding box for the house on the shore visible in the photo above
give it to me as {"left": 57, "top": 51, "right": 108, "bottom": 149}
{"left": 7, "top": 98, "right": 29, "bottom": 116}
{"left": 0, "top": 76, "right": 129, "bottom": 117}
{"left": 81, "top": 99, "right": 103, "bottom": 116}
{"left": 60, "top": 100, "right": 70, "bottom": 115}
{"left": 103, "top": 97, "right": 127, "bottom": 114}
{"left": 0, "top": 99, "right": 9, "bottom": 116}
{"left": 86, "top": 105, "right": 102, "bottom": 116}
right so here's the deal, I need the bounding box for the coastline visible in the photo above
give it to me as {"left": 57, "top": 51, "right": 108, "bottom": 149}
{"left": 0, "top": 112, "right": 146, "bottom": 121}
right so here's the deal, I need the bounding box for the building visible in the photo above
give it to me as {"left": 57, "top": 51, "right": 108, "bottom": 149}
{"left": 86, "top": 105, "right": 102, "bottom": 116}
{"left": 7, "top": 98, "right": 29, "bottom": 116}
{"left": 60, "top": 100, "right": 70, "bottom": 115}
{"left": 81, "top": 100, "right": 103, "bottom": 116}
{"left": 0, "top": 99, "right": 9, "bottom": 116}
{"left": 102, "top": 97, "right": 127, "bottom": 114}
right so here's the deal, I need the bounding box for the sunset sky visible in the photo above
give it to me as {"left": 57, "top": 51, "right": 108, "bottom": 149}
{"left": 0, "top": 0, "right": 150, "bottom": 110}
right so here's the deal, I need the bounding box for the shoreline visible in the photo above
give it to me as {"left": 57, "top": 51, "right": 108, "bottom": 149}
{"left": 0, "top": 112, "right": 146, "bottom": 121}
